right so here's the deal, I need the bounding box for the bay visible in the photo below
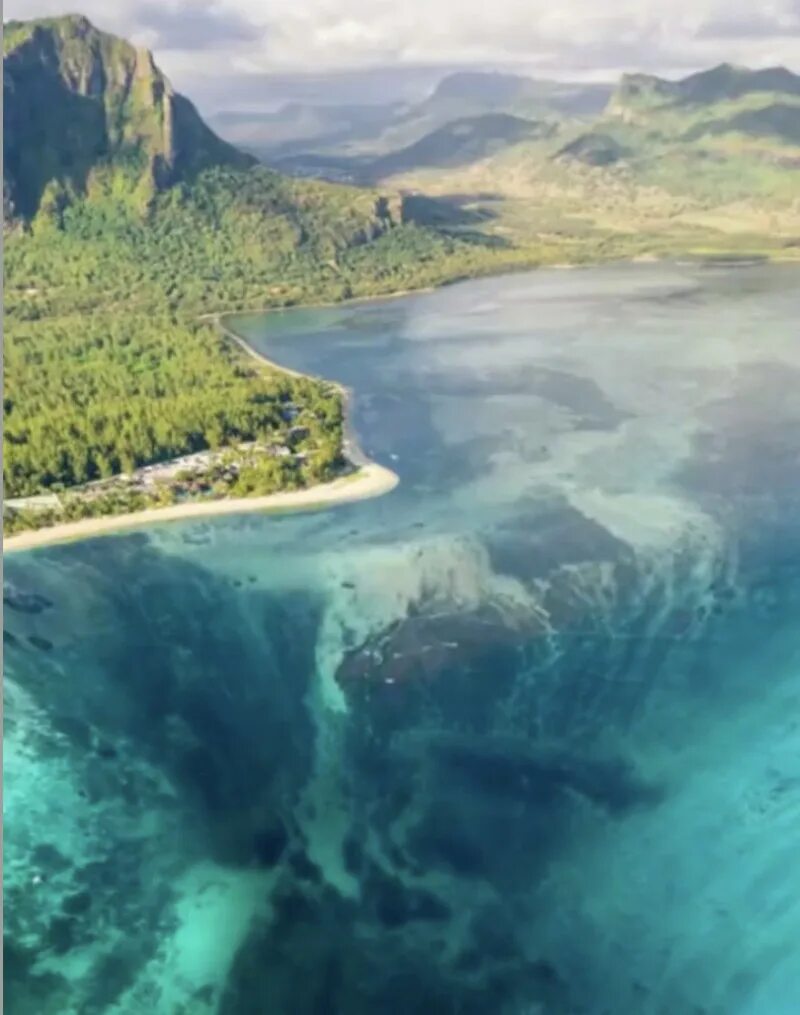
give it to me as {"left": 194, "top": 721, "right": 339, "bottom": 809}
{"left": 5, "top": 263, "right": 800, "bottom": 1013}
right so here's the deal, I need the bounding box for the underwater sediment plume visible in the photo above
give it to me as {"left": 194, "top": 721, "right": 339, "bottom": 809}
{"left": 4, "top": 263, "right": 800, "bottom": 1013}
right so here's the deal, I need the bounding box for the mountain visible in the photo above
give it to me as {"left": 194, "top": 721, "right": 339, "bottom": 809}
{"left": 608, "top": 63, "right": 800, "bottom": 118}
{"left": 366, "top": 113, "right": 553, "bottom": 178}
{"left": 273, "top": 112, "right": 554, "bottom": 185}
{"left": 577, "top": 62, "right": 800, "bottom": 156}
{"left": 211, "top": 70, "right": 611, "bottom": 170}
{"left": 4, "top": 16, "right": 520, "bottom": 505}
{"left": 3, "top": 14, "right": 253, "bottom": 220}
{"left": 555, "top": 132, "right": 630, "bottom": 167}
{"left": 363, "top": 63, "right": 800, "bottom": 260}
{"left": 421, "top": 71, "right": 611, "bottom": 119}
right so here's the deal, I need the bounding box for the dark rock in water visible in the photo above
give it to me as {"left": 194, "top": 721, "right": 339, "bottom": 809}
{"left": 365, "top": 863, "right": 451, "bottom": 928}
{"left": 223, "top": 878, "right": 537, "bottom": 1015}
{"left": 252, "top": 822, "right": 289, "bottom": 867}
{"left": 62, "top": 890, "right": 93, "bottom": 916}
{"left": 32, "top": 843, "right": 71, "bottom": 873}
{"left": 336, "top": 605, "right": 531, "bottom": 747}
{"left": 85, "top": 946, "right": 143, "bottom": 1011}
{"left": 76, "top": 859, "right": 117, "bottom": 889}
{"left": 3, "top": 629, "right": 20, "bottom": 647}
{"left": 273, "top": 886, "right": 316, "bottom": 927}
{"left": 54, "top": 715, "right": 94, "bottom": 750}
{"left": 468, "top": 903, "right": 519, "bottom": 961}
{"left": 287, "top": 849, "right": 321, "bottom": 883}
{"left": 4, "top": 940, "right": 71, "bottom": 1014}
{"left": 3, "top": 583, "right": 53, "bottom": 614}
{"left": 83, "top": 759, "right": 123, "bottom": 805}
{"left": 95, "top": 741, "right": 118, "bottom": 760}
{"left": 342, "top": 833, "right": 364, "bottom": 874}
{"left": 47, "top": 916, "right": 77, "bottom": 954}
{"left": 407, "top": 808, "right": 488, "bottom": 877}
{"left": 422, "top": 731, "right": 662, "bottom": 815}
{"left": 28, "top": 634, "right": 54, "bottom": 652}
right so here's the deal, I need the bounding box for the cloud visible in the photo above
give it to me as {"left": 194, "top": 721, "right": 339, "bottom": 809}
{"left": 697, "top": 9, "right": 800, "bottom": 40}
{"left": 5, "top": 0, "right": 264, "bottom": 53}
{"left": 133, "top": 0, "right": 261, "bottom": 51}
{"left": 5, "top": 0, "right": 800, "bottom": 111}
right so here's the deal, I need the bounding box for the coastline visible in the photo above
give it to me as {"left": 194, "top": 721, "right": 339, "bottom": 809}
{"left": 5, "top": 309, "right": 398, "bottom": 552}
{"left": 197, "top": 284, "right": 437, "bottom": 326}
{"left": 218, "top": 315, "right": 377, "bottom": 471}
{"left": 7, "top": 255, "right": 790, "bottom": 553}
{"left": 3, "top": 462, "right": 398, "bottom": 553}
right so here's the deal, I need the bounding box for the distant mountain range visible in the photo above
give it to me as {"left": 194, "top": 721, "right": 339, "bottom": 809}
{"left": 560, "top": 63, "right": 800, "bottom": 166}
{"left": 346, "top": 62, "right": 800, "bottom": 256}
{"left": 219, "top": 62, "right": 798, "bottom": 220}
{"left": 211, "top": 71, "right": 611, "bottom": 166}
{"left": 608, "top": 64, "right": 800, "bottom": 115}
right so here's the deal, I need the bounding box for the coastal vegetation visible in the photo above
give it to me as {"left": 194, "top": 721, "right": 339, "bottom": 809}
{"left": 2, "top": 15, "right": 524, "bottom": 530}
{"left": 5, "top": 17, "right": 800, "bottom": 537}
{"left": 3, "top": 433, "right": 344, "bottom": 536}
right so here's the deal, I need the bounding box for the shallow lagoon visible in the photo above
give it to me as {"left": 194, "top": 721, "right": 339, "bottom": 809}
{"left": 5, "top": 263, "right": 800, "bottom": 1013}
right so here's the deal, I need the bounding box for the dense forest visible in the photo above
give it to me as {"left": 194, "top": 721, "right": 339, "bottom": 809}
{"left": 4, "top": 166, "right": 525, "bottom": 501}
{"left": 3, "top": 15, "right": 532, "bottom": 510}
{"left": 4, "top": 306, "right": 343, "bottom": 495}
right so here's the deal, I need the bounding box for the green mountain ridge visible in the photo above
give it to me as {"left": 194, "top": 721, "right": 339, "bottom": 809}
{"left": 608, "top": 63, "right": 800, "bottom": 117}
{"left": 368, "top": 63, "right": 800, "bottom": 261}
{"left": 3, "top": 14, "right": 253, "bottom": 221}
{"left": 266, "top": 62, "right": 800, "bottom": 203}
{"left": 568, "top": 63, "right": 800, "bottom": 168}
{"left": 366, "top": 113, "right": 554, "bottom": 179}
{"left": 3, "top": 16, "right": 523, "bottom": 508}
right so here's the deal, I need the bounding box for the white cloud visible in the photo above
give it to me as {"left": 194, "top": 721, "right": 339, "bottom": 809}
{"left": 6, "top": 0, "right": 800, "bottom": 101}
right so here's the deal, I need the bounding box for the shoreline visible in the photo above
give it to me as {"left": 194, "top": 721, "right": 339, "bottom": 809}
{"left": 3, "top": 463, "right": 398, "bottom": 553}
{"left": 197, "top": 284, "right": 437, "bottom": 325}
{"left": 217, "top": 319, "right": 372, "bottom": 469}
{"left": 197, "top": 247, "right": 798, "bottom": 328}
{"left": 7, "top": 255, "right": 792, "bottom": 553}
{"left": 6, "top": 304, "right": 400, "bottom": 553}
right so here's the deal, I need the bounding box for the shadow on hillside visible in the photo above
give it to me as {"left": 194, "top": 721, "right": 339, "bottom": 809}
{"left": 400, "top": 192, "right": 502, "bottom": 227}
{"left": 400, "top": 192, "right": 513, "bottom": 247}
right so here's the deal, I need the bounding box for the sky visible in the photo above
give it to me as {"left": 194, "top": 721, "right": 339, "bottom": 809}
{"left": 6, "top": 0, "right": 800, "bottom": 111}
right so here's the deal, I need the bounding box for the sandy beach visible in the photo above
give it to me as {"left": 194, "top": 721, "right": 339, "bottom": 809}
{"left": 5, "top": 311, "right": 400, "bottom": 554}
{"left": 4, "top": 462, "right": 398, "bottom": 553}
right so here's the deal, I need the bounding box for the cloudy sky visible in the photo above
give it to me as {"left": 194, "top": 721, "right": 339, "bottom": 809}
{"left": 6, "top": 0, "right": 800, "bottom": 110}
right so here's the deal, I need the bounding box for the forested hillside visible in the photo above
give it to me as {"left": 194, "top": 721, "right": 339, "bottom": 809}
{"left": 3, "top": 16, "right": 521, "bottom": 500}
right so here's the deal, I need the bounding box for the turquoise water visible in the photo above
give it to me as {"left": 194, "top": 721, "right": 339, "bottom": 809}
{"left": 5, "top": 263, "right": 800, "bottom": 1013}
